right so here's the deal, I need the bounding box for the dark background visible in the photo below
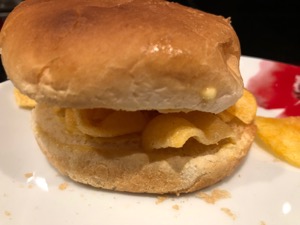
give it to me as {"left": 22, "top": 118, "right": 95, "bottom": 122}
{"left": 175, "top": 0, "right": 300, "bottom": 65}
{"left": 1, "top": 0, "right": 299, "bottom": 82}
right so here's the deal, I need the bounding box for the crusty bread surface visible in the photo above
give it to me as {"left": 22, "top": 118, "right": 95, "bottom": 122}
{"left": 0, "top": 0, "right": 242, "bottom": 113}
{"left": 32, "top": 103, "right": 256, "bottom": 194}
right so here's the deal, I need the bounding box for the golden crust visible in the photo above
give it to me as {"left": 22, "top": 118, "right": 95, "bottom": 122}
{"left": 32, "top": 104, "right": 256, "bottom": 194}
{"left": 1, "top": 0, "right": 242, "bottom": 113}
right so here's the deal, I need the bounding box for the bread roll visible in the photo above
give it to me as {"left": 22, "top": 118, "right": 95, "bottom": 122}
{"left": 0, "top": 0, "right": 256, "bottom": 194}
{"left": 1, "top": 0, "right": 242, "bottom": 113}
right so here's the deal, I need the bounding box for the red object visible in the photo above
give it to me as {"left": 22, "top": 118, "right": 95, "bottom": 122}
{"left": 247, "top": 60, "right": 300, "bottom": 117}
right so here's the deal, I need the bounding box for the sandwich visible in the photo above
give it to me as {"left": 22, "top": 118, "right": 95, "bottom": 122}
{"left": 0, "top": 0, "right": 257, "bottom": 194}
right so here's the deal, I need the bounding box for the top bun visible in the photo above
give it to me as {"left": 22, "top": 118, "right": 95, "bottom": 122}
{"left": 0, "top": 0, "right": 243, "bottom": 113}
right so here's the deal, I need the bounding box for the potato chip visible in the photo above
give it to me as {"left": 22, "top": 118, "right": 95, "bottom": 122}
{"left": 255, "top": 116, "right": 300, "bottom": 167}
{"left": 226, "top": 89, "right": 257, "bottom": 124}
{"left": 77, "top": 108, "right": 113, "bottom": 123}
{"left": 142, "top": 112, "right": 233, "bottom": 150}
{"left": 217, "top": 110, "right": 235, "bottom": 123}
{"left": 14, "top": 88, "right": 36, "bottom": 108}
{"left": 182, "top": 111, "right": 234, "bottom": 142}
{"left": 64, "top": 109, "right": 79, "bottom": 133}
{"left": 142, "top": 114, "right": 200, "bottom": 149}
{"left": 74, "top": 109, "right": 149, "bottom": 137}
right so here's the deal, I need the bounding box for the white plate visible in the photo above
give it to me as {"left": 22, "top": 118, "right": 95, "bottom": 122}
{"left": 1, "top": 56, "right": 299, "bottom": 225}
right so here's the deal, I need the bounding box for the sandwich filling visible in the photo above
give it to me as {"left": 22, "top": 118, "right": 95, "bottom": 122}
{"left": 39, "top": 89, "right": 256, "bottom": 151}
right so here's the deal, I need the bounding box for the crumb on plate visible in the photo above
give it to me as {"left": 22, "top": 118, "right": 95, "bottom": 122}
{"left": 4, "top": 211, "right": 11, "bottom": 217}
{"left": 24, "top": 172, "right": 33, "bottom": 178}
{"left": 58, "top": 182, "right": 68, "bottom": 190}
{"left": 220, "top": 207, "right": 236, "bottom": 220}
{"left": 155, "top": 196, "right": 168, "bottom": 204}
{"left": 196, "top": 188, "right": 231, "bottom": 204}
{"left": 172, "top": 204, "right": 180, "bottom": 210}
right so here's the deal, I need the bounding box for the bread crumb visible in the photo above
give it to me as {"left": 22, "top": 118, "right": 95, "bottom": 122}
{"left": 155, "top": 196, "right": 168, "bottom": 204}
{"left": 58, "top": 182, "right": 68, "bottom": 190}
{"left": 28, "top": 184, "right": 34, "bottom": 189}
{"left": 4, "top": 211, "right": 11, "bottom": 217}
{"left": 220, "top": 207, "right": 236, "bottom": 220}
{"left": 196, "top": 188, "right": 231, "bottom": 204}
{"left": 260, "top": 221, "right": 266, "bottom": 225}
{"left": 24, "top": 172, "right": 33, "bottom": 178}
{"left": 172, "top": 204, "right": 180, "bottom": 210}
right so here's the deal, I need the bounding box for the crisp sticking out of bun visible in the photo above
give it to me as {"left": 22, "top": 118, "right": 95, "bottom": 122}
{"left": 0, "top": 0, "right": 256, "bottom": 194}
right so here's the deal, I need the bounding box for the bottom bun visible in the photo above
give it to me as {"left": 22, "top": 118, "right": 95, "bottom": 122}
{"left": 32, "top": 104, "right": 256, "bottom": 194}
